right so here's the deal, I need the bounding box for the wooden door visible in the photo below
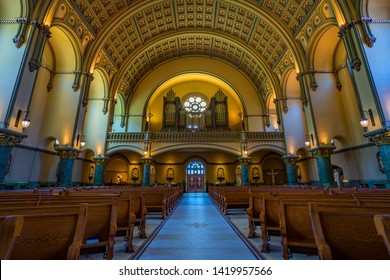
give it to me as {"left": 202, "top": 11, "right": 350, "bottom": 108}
{"left": 187, "top": 174, "right": 204, "bottom": 192}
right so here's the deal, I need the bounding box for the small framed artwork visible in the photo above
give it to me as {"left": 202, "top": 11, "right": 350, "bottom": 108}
{"left": 167, "top": 168, "right": 174, "bottom": 180}
{"left": 131, "top": 168, "right": 139, "bottom": 180}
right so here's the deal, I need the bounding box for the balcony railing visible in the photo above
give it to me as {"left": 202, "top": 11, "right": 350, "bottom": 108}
{"left": 107, "top": 131, "right": 284, "bottom": 144}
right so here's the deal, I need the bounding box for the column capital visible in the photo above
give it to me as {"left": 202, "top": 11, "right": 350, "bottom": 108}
{"left": 282, "top": 154, "right": 299, "bottom": 165}
{"left": 141, "top": 156, "right": 153, "bottom": 165}
{"left": 309, "top": 145, "right": 336, "bottom": 158}
{"left": 364, "top": 127, "right": 390, "bottom": 146}
{"left": 0, "top": 128, "right": 27, "bottom": 147}
{"left": 92, "top": 156, "right": 110, "bottom": 166}
{"left": 238, "top": 156, "right": 251, "bottom": 164}
{"left": 55, "top": 146, "right": 81, "bottom": 159}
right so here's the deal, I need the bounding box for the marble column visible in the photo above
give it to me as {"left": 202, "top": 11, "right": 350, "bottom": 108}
{"left": 55, "top": 147, "right": 80, "bottom": 187}
{"left": 282, "top": 154, "right": 299, "bottom": 185}
{"left": 141, "top": 157, "right": 152, "bottom": 187}
{"left": 309, "top": 146, "right": 336, "bottom": 186}
{"left": 365, "top": 128, "right": 390, "bottom": 181}
{"left": 92, "top": 156, "right": 109, "bottom": 186}
{"left": 239, "top": 156, "right": 251, "bottom": 186}
{"left": 0, "top": 129, "right": 27, "bottom": 182}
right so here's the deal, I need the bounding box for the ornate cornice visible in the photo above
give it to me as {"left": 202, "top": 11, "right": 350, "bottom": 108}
{"left": 309, "top": 145, "right": 336, "bottom": 158}
{"left": 364, "top": 128, "right": 390, "bottom": 146}
{"left": 92, "top": 156, "right": 109, "bottom": 166}
{"left": 282, "top": 154, "right": 299, "bottom": 165}
{"left": 0, "top": 129, "right": 27, "bottom": 147}
{"left": 55, "top": 147, "right": 81, "bottom": 159}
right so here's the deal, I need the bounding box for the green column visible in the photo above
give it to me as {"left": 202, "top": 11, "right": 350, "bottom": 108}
{"left": 239, "top": 156, "right": 250, "bottom": 186}
{"left": 309, "top": 146, "right": 336, "bottom": 187}
{"left": 55, "top": 147, "right": 80, "bottom": 187}
{"left": 0, "top": 129, "right": 27, "bottom": 182}
{"left": 141, "top": 157, "right": 152, "bottom": 187}
{"left": 92, "top": 156, "right": 109, "bottom": 186}
{"left": 366, "top": 128, "right": 390, "bottom": 181}
{"left": 282, "top": 154, "right": 299, "bottom": 185}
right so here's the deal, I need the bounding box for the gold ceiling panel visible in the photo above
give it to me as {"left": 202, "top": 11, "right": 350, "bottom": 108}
{"left": 120, "top": 33, "right": 269, "bottom": 96}
{"left": 63, "top": 0, "right": 324, "bottom": 96}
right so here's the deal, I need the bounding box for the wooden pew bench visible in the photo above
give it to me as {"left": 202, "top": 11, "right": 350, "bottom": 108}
{"left": 374, "top": 214, "right": 390, "bottom": 255}
{"left": 222, "top": 190, "right": 250, "bottom": 214}
{"left": 142, "top": 190, "right": 168, "bottom": 219}
{"left": 117, "top": 193, "right": 147, "bottom": 253}
{"left": 309, "top": 204, "right": 390, "bottom": 260}
{"left": 278, "top": 197, "right": 357, "bottom": 259}
{"left": 0, "top": 201, "right": 118, "bottom": 260}
{"left": 0, "top": 204, "right": 88, "bottom": 259}
{"left": 0, "top": 215, "right": 24, "bottom": 260}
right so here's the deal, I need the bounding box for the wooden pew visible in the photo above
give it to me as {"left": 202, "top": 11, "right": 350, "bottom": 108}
{"left": 278, "top": 197, "right": 357, "bottom": 259}
{"left": 117, "top": 193, "right": 147, "bottom": 253}
{"left": 223, "top": 190, "right": 250, "bottom": 214}
{"left": 0, "top": 204, "right": 88, "bottom": 259}
{"left": 374, "top": 214, "right": 390, "bottom": 255}
{"left": 0, "top": 215, "right": 24, "bottom": 260}
{"left": 142, "top": 189, "right": 168, "bottom": 219}
{"left": 309, "top": 204, "right": 390, "bottom": 260}
{"left": 0, "top": 201, "right": 118, "bottom": 260}
{"left": 259, "top": 191, "right": 329, "bottom": 253}
{"left": 247, "top": 191, "right": 267, "bottom": 238}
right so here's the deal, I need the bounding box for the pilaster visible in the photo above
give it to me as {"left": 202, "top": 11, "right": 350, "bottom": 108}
{"left": 282, "top": 154, "right": 299, "bottom": 185}
{"left": 238, "top": 156, "right": 250, "bottom": 186}
{"left": 365, "top": 128, "right": 390, "bottom": 180}
{"left": 0, "top": 129, "right": 27, "bottom": 182}
{"left": 55, "top": 146, "right": 81, "bottom": 187}
{"left": 141, "top": 157, "right": 153, "bottom": 187}
{"left": 92, "top": 156, "right": 109, "bottom": 186}
{"left": 309, "top": 146, "right": 336, "bottom": 186}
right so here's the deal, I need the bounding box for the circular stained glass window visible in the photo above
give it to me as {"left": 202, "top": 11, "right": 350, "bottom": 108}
{"left": 183, "top": 96, "right": 207, "bottom": 116}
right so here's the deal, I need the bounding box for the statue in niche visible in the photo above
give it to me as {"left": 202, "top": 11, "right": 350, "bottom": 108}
{"left": 167, "top": 168, "right": 174, "bottom": 180}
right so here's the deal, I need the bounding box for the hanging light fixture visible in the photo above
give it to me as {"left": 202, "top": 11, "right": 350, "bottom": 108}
{"left": 15, "top": 109, "right": 30, "bottom": 129}
{"left": 80, "top": 135, "right": 86, "bottom": 147}
{"left": 304, "top": 135, "right": 310, "bottom": 147}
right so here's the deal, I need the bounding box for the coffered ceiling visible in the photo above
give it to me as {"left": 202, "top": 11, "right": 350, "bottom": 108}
{"left": 54, "top": 0, "right": 331, "bottom": 98}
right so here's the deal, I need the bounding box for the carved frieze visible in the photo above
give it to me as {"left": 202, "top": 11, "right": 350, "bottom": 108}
{"left": 309, "top": 146, "right": 336, "bottom": 158}
{"left": 0, "top": 129, "right": 27, "bottom": 147}
{"left": 364, "top": 128, "right": 390, "bottom": 146}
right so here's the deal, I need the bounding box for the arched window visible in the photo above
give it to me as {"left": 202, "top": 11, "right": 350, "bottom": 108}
{"left": 186, "top": 161, "right": 205, "bottom": 175}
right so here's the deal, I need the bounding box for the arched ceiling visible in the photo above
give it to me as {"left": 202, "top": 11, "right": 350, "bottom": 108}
{"left": 51, "top": 0, "right": 328, "bottom": 98}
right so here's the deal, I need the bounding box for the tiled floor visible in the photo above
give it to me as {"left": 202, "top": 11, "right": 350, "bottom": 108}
{"left": 81, "top": 193, "right": 317, "bottom": 260}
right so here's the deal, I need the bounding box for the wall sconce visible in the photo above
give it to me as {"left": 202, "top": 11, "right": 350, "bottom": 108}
{"left": 304, "top": 135, "right": 310, "bottom": 147}
{"left": 14, "top": 109, "right": 30, "bottom": 128}
{"left": 360, "top": 109, "right": 375, "bottom": 128}
{"left": 80, "top": 135, "right": 86, "bottom": 147}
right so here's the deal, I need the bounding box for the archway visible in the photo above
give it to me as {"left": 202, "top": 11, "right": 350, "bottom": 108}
{"left": 186, "top": 161, "right": 206, "bottom": 192}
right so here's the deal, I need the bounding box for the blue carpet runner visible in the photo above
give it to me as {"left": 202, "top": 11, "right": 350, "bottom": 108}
{"left": 135, "top": 193, "right": 261, "bottom": 260}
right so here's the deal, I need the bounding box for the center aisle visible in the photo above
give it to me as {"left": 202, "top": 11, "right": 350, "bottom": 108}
{"left": 135, "top": 193, "right": 261, "bottom": 260}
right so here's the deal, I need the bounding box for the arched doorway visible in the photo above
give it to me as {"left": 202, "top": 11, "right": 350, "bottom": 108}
{"left": 186, "top": 161, "right": 206, "bottom": 192}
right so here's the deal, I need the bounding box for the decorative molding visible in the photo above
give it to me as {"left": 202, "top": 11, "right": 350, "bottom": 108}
{"left": 92, "top": 156, "right": 109, "bottom": 166}
{"left": 0, "top": 129, "right": 27, "bottom": 147}
{"left": 282, "top": 154, "right": 299, "bottom": 165}
{"left": 55, "top": 146, "right": 81, "bottom": 159}
{"left": 309, "top": 145, "right": 336, "bottom": 158}
{"left": 107, "top": 131, "right": 285, "bottom": 144}
{"left": 364, "top": 127, "right": 390, "bottom": 146}
{"left": 296, "top": 65, "right": 346, "bottom": 92}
